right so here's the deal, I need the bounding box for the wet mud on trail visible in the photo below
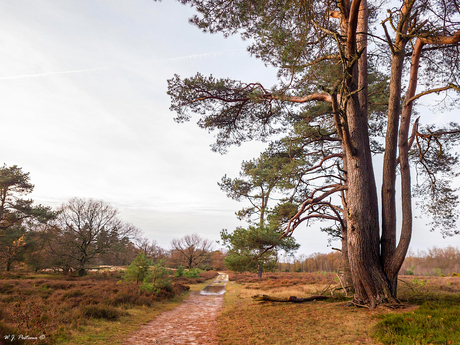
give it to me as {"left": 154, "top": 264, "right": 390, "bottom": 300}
{"left": 127, "top": 273, "right": 228, "bottom": 345}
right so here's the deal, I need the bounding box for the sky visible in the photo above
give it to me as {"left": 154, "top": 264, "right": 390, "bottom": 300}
{"left": 1, "top": 0, "right": 460, "bottom": 257}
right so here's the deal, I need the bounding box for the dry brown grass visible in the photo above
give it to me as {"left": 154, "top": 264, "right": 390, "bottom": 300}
{"left": 217, "top": 273, "right": 460, "bottom": 345}
{"left": 217, "top": 281, "right": 385, "bottom": 345}
{"left": 228, "top": 271, "right": 336, "bottom": 288}
{"left": 0, "top": 270, "right": 191, "bottom": 344}
{"left": 397, "top": 275, "right": 460, "bottom": 303}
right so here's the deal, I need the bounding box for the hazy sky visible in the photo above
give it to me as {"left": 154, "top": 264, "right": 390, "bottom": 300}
{"left": 1, "top": 0, "right": 459, "bottom": 256}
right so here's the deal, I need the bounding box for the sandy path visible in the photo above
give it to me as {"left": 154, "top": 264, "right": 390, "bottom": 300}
{"left": 127, "top": 276, "right": 227, "bottom": 344}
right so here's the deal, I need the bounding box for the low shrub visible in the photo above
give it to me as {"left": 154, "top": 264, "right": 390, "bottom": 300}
{"left": 373, "top": 296, "right": 460, "bottom": 344}
{"left": 0, "top": 271, "right": 191, "bottom": 344}
{"left": 171, "top": 270, "right": 219, "bottom": 285}
{"left": 175, "top": 265, "right": 185, "bottom": 277}
{"left": 79, "top": 305, "right": 127, "bottom": 321}
{"left": 123, "top": 253, "right": 151, "bottom": 284}
{"left": 183, "top": 268, "right": 200, "bottom": 279}
{"left": 62, "top": 290, "right": 85, "bottom": 299}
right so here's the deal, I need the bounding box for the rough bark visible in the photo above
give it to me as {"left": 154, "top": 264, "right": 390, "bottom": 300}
{"left": 345, "top": 93, "right": 393, "bottom": 306}
{"left": 257, "top": 262, "right": 263, "bottom": 278}
{"left": 340, "top": 222, "right": 354, "bottom": 289}
{"left": 339, "top": 147, "right": 353, "bottom": 289}
{"left": 343, "top": 0, "right": 395, "bottom": 307}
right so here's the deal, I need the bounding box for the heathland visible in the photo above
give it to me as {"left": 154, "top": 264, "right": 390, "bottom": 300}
{"left": 2, "top": 268, "right": 460, "bottom": 344}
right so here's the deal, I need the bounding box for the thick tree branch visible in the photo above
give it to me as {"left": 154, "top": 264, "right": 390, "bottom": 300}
{"left": 346, "top": 0, "right": 362, "bottom": 56}
{"left": 282, "top": 184, "right": 347, "bottom": 237}
{"left": 419, "top": 29, "right": 460, "bottom": 45}
{"left": 278, "top": 93, "right": 333, "bottom": 103}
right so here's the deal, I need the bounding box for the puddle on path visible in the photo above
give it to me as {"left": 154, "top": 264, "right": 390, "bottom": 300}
{"left": 127, "top": 273, "right": 228, "bottom": 345}
{"left": 200, "top": 285, "right": 225, "bottom": 295}
{"left": 200, "top": 273, "right": 228, "bottom": 296}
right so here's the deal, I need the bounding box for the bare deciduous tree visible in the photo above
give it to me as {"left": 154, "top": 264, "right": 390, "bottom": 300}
{"left": 135, "top": 236, "right": 167, "bottom": 261}
{"left": 47, "top": 198, "right": 137, "bottom": 276}
{"left": 170, "top": 233, "right": 214, "bottom": 269}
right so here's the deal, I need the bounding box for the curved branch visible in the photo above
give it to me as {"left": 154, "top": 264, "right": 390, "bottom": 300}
{"left": 406, "top": 83, "right": 460, "bottom": 104}
{"left": 396, "top": 116, "right": 419, "bottom": 166}
{"left": 283, "top": 184, "right": 347, "bottom": 237}
{"left": 302, "top": 153, "right": 344, "bottom": 174}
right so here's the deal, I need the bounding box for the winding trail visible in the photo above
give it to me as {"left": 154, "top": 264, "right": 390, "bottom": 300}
{"left": 127, "top": 273, "right": 228, "bottom": 345}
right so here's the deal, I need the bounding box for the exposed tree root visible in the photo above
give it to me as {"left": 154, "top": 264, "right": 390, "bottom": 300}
{"left": 347, "top": 298, "right": 408, "bottom": 310}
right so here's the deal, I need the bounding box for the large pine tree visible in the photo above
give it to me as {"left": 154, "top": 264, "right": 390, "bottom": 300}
{"left": 164, "top": 0, "right": 460, "bottom": 307}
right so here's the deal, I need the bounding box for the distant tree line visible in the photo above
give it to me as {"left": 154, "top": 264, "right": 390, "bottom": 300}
{"left": 400, "top": 247, "right": 460, "bottom": 276}
{"left": 278, "top": 252, "right": 342, "bottom": 273}
{"left": 0, "top": 164, "right": 226, "bottom": 275}
{"left": 277, "top": 248, "right": 460, "bottom": 276}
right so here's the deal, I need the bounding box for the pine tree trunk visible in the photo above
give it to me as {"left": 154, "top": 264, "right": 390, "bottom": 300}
{"left": 339, "top": 150, "right": 353, "bottom": 289}
{"left": 343, "top": 0, "right": 396, "bottom": 308}
{"left": 345, "top": 92, "right": 394, "bottom": 307}
{"left": 257, "top": 262, "right": 263, "bottom": 278}
{"left": 341, "top": 227, "right": 353, "bottom": 289}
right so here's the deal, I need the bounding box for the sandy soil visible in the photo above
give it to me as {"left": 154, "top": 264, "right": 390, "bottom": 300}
{"left": 127, "top": 278, "right": 226, "bottom": 344}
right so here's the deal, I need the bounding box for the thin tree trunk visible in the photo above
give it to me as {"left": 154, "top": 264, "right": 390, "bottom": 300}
{"left": 340, "top": 151, "right": 353, "bottom": 289}
{"left": 381, "top": 51, "right": 406, "bottom": 294}
{"left": 341, "top": 223, "right": 353, "bottom": 288}
{"left": 380, "top": 0, "right": 414, "bottom": 294}
{"left": 384, "top": 39, "right": 424, "bottom": 289}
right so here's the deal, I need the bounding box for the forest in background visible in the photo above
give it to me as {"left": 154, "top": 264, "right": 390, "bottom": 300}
{"left": 279, "top": 247, "right": 460, "bottom": 276}
{"left": 2, "top": 164, "right": 460, "bottom": 278}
